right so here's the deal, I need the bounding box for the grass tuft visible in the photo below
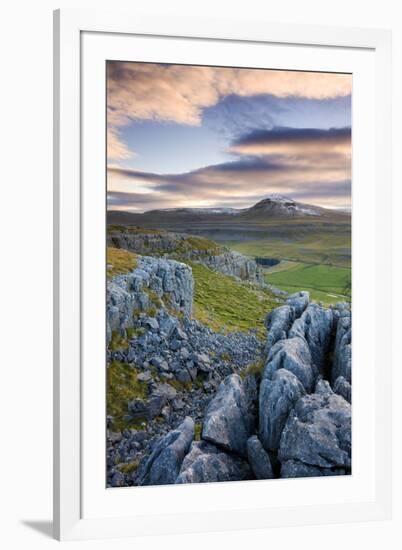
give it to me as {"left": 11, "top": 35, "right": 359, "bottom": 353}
{"left": 194, "top": 423, "right": 202, "bottom": 441}
{"left": 106, "top": 360, "right": 148, "bottom": 431}
{"left": 118, "top": 460, "right": 140, "bottom": 475}
{"left": 240, "top": 358, "right": 265, "bottom": 379}
{"left": 109, "top": 330, "right": 129, "bottom": 351}
{"left": 126, "top": 326, "right": 145, "bottom": 339}
{"left": 181, "top": 236, "right": 223, "bottom": 255}
{"left": 144, "top": 287, "right": 163, "bottom": 307}
{"left": 107, "top": 247, "right": 137, "bottom": 278}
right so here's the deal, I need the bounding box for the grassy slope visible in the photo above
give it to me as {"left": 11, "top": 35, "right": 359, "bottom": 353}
{"left": 106, "top": 246, "right": 137, "bottom": 278}
{"left": 190, "top": 263, "right": 280, "bottom": 339}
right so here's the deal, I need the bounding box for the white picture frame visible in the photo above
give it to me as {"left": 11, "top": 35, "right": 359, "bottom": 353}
{"left": 53, "top": 8, "right": 392, "bottom": 541}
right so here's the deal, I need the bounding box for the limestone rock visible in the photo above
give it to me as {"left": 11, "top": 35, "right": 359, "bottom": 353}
{"left": 288, "top": 303, "right": 334, "bottom": 378}
{"left": 265, "top": 305, "right": 295, "bottom": 350}
{"left": 107, "top": 229, "right": 263, "bottom": 284}
{"left": 137, "top": 417, "right": 194, "bottom": 485}
{"left": 176, "top": 440, "right": 252, "bottom": 483}
{"left": 333, "top": 375, "right": 352, "bottom": 403}
{"left": 278, "top": 382, "right": 351, "bottom": 471}
{"left": 263, "top": 337, "right": 314, "bottom": 392}
{"left": 259, "top": 368, "right": 305, "bottom": 452}
{"left": 202, "top": 374, "right": 254, "bottom": 456}
{"left": 106, "top": 255, "right": 193, "bottom": 342}
{"left": 247, "top": 436, "right": 274, "bottom": 479}
{"left": 286, "top": 291, "right": 310, "bottom": 317}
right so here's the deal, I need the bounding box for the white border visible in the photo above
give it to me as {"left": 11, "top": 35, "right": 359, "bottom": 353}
{"left": 54, "top": 9, "right": 392, "bottom": 540}
{"left": 82, "top": 31, "right": 375, "bottom": 519}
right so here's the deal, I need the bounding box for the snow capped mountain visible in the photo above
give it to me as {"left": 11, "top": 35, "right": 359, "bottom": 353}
{"left": 245, "top": 196, "right": 322, "bottom": 217}
{"left": 147, "top": 196, "right": 323, "bottom": 218}
{"left": 108, "top": 195, "right": 349, "bottom": 226}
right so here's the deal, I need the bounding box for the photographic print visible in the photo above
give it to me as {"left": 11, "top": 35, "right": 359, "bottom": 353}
{"left": 106, "top": 62, "right": 352, "bottom": 488}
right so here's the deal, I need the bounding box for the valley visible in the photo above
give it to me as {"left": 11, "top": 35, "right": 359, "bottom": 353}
{"left": 108, "top": 196, "right": 351, "bottom": 305}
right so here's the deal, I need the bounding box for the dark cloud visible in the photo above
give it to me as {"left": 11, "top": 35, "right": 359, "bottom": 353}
{"left": 207, "top": 156, "right": 288, "bottom": 173}
{"left": 108, "top": 167, "right": 164, "bottom": 181}
{"left": 107, "top": 191, "right": 156, "bottom": 205}
{"left": 202, "top": 95, "right": 352, "bottom": 140}
{"left": 232, "top": 126, "right": 351, "bottom": 147}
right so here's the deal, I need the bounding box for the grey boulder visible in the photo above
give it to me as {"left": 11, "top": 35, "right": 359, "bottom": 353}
{"left": 286, "top": 291, "right": 310, "bottom": 317}
{"left": 288, "top": 303, "right": 334, "bottom": 378}
{"left": 333, "top": 375, "right": 352, "bottom": 403}
{"left": 247, "top": 436, "right": 274, "bottom": 479}
{"left": 202, "top": 374, "right": 254, "bottom": 456}
{"left": 279, "top": 380, "right": 351, "bottom": 471}
{"left": 263, "top": 337, "right": 314, "bottom": 392}
{"left": 137, "top": 417, "right": 194, "bottom": 485}
{"left": 176, "top": 440, "right": 252, "bottom": 484}
{"left": 265, "top": 305, "right": 295, "bottom": 350}
{"left": 259, "top": 368, "right": 305, "bottom": 452}
{"left": 130, "top": 383, "right": 177, "bottom": 419}
{"left": 106, "top": 255, "right": 193, "bottom": 343}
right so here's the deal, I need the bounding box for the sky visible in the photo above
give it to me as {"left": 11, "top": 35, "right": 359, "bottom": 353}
{"left": 107, "top": 62, "right": 352, "bottom": 212}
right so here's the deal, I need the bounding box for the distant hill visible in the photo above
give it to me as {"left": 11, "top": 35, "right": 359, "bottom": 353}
{"left": 108, "top": 195, "right": 349, "bottom": 227}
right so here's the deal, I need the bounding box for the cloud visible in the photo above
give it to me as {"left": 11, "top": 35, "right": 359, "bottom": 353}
{"left": 106, "top": 123, "right": 351, "bottom": 211}
{"left": 107, "top": 128, "right": 134, "bottom": 160}
{"left": 106, "top": 61, "right": 351, "bottom": 159}
{"left": 107, "top": 163, "right": 351, "bottom": 212}
{"left": 202, "top": 94, "right": 279, "bottom": 137}
{"left": 229, "top": 126, "right": 351, "bottom": 156}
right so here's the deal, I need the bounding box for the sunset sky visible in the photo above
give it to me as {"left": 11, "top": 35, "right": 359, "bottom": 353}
{"left": 107, "top": 62, "right": 351, "bottom": 212}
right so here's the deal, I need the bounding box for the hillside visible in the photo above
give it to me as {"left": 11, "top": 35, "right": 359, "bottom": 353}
{"left": 106, "top": 253, "right": 352, "bottom": 486}
{"left": 107, "top": 226, "right": 266, "bottom": 285}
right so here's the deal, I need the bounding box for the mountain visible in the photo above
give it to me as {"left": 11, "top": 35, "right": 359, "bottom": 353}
{"left": 108, "top": 195, "right": 348, "bottom": 226}
{"left": 239, "top": 195, "right": 326, "bottom": 219}
{"left": 107, "top": 196, "right": 350, "bottom": 257}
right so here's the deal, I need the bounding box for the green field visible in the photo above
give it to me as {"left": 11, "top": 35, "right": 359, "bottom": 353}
{"left": 225, "top": 231, "right": 351, "bottom": 268}
{"left": 264, "top": 262, "right": 351, "bottom": 305}
{"left": 224, "top": 223, "right": 351, "bottom": 306}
